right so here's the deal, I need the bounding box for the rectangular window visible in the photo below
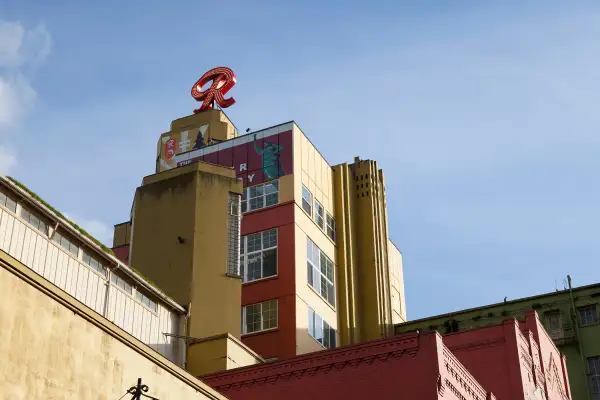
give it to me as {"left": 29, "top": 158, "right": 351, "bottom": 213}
{"left": 241, "top": 180, "right": 279, "bottom": 213}
{"left": 544, "top": 310, "right": 563, "bottom": 339}
{"left": 240, "top": 229, "right": 277, "bottom": 282}
{"left": 227, "top": 193, "right": 242, "bottom": 276}
{"left": 111, "top": 272, "right": 133, "bottom": 295}
{"left": 326, "top": 213, "right": 335, "bottom": 240}
{"left": 20, "top": 207, "right": 48, "bottom": 235}
{"left": 579, "top": 305, "right": 598, "bottom": 326}
{"left": 52, "top": 231, "right": 79, "bottom": 257}
{"left": 135, "top": 289, "right": 158, "bottom": 312}
{"left": 242, "top": 299, "right": 278, "bottom": 334}
{"left": 0, "top": 188, "right": 17, "bottom": 213}
{"left": 82, "top": 251, "right": 107, "bottom": 277}
{"left": 302, "top": 185, "right": 312, "bottom": 216}
{"left": 308, "top": 307, "right": 336, "bottom": 349}
{"left": 306, "top": 238, "right": 335, "bottom": 306}
{"left": 588, "top": 356, "right": 600, "bottom": 398}
{"left": 314, "top": 200, "right": 324, "bottom": 229}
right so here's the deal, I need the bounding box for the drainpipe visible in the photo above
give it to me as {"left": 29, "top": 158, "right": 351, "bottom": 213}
{"left": 567, "top": 275, "right": 591, "bottom": 400}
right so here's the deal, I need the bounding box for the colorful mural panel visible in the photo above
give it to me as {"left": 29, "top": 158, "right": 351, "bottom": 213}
{"left": 176, "top": 130, "right": 293, "bottom": 187}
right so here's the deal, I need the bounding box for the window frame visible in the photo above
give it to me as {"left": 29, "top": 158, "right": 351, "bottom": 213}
{"left": 306, "top": 238, "right": 335, "bottom": 307}
{"left": 0, "top": 188, "right": 17, "bottom": 213}
{"left": 135, "top": 288, "right": 158, "bottom": 313}
{"left": 82, "top": 250, "right": 107, "bottom": 278}
{"left": 579, "top": 305, "right": 598, "bottom": 327}
{"left": 52, "top": 230, "right": 80, "bottom": 258}
{"left": 326, "top": 212, "right": 335, "bottom": 240}
{"left": 20, "top": 206, "right": 49, "bottom": 235}
{"left": 241, "top": 299, "right": 278, "bottom": 335}
{"left": 308, "top": 307, "right": 336, "bottom": 349}
{"left": 240, "top": 228, "right": 278, "bottom": 283}
{"left": 241, "top": 180, "right": 280, "bottom": 213}
{"left": 302, "top": 185, "right": 312, "bottom": 216}
{"left": 588, "top": 356, "right": 600, "bottom": 398}
{"left": 110, "top": 272, "right": 133, "bottom": 295}
{"left": 314, "top": 199, "right": 324, "bottom": 229}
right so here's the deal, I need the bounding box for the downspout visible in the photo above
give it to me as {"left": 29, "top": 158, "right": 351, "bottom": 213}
{"left": 183, "top": 302, "right": 192, "bottom": 370}
{"left": 567, "top": 275, "right": 591, "bottom": 400}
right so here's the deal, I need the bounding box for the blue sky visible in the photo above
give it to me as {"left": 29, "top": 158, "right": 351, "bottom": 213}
{"left": 0, "top": 1, "right": 598, "bottom": 319}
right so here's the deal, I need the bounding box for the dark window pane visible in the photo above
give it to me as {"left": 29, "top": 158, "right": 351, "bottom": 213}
{"left": 263, "top": 249, "right": 277, "bottom": 277}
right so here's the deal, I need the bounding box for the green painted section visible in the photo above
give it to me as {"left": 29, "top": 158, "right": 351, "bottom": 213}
{"left": 395, "top": 284, "right": 600, "bottom": 400}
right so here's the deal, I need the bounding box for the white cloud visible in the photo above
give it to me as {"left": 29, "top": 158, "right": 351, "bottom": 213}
{"left": 0, "top": 146, "right": 16, "bottom": 174}
{"left": 0, "top": 20, "right": 51, "bottom": 172}
{"left": 64, "top": 213, "right": 113, "bottom": 246}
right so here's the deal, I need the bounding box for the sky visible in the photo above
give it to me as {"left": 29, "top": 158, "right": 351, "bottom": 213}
{"left": 0, "top": 0, "right": 598, "bottom": 320}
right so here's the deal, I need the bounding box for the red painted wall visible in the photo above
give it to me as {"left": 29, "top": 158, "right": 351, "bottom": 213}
{"left": 441, "top": 311, "right": 572, "bottom": 400}
{"left": 201, "top": 332, "right": 487, "bottom": 400}
{"left": 111, "top": 245, "right": 129, "bottom": 265}
{"left": 240, "top": 202, "right": 296, "bottom": 360}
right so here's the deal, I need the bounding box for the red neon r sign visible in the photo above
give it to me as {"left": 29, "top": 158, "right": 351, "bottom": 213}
{"left": 191, "top": 67, "right": 237, "bottom": 113}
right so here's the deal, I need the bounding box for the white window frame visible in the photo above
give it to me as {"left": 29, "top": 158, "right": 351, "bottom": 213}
{"left": 110, "top": 272, "right": 133, "bottom": 295}
{"left": 240, "top": 228, "right": 278, "bottom": 283}
{"left": 135, "top": 288, "right": 158, "bottom": 313}
{"left": 326, "top": 212, "right": 335, "bottom": 240}
{"left": 314, "top": 199, "right": 324, "bottom": 229}
{"left": 579, "top": 305, "right": 598, "bottom": 326}
{"left": 0, "top": 188, "right": 17, "bottom": 213}
{"left": 82, "top": 250, "right": 107, "bottom": 277}
{"left": 242, "top": 299, "right": 278, "bottom": 335}
{"left": 20, "top": 206, "right": 49, "bottom": 235}
{"left": 302, "top": 185, "right": 312, "bottom": 216}
{"left": 241, "top": 180, "right": 279, "bottom": 213}
{"left": 308, "top": 307, "right": 336, "bottom": 349}
{"left": 52, "top": 231, "right": 80, "bottom": 258}
{"left": 306, "top": 238, "right": 335, "bottom": 307}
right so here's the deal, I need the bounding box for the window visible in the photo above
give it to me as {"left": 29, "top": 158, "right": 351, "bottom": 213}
{"left": 580, "top": 305, "right": 598, "bottom": 326}
{"left": 82, "top": 251, "right": 107, "bottom": 277}
{"left": 111, "top": 272, "right": 132, "bottom": 295}
{"left": 326, "top": 213, "right": 335, "bottom": 240}
{"left": 52, "top": 231, "right": 79, "bottom": 257}
{"left": 20, "top": 207, "right": 48, "bottom": 235}
{"left": 240, "top": 229, "right": 278, "bottom": 282}
{"left": 135, "top": 289, "right": 158, "bottom": 312}
{"left": 306, "top": 238, "right": 335, "bottom": 306}
{"left": 0, "top": 188, "right": 17, "bottom": 213}
{"left": 308, "top": 307, "right": 336, "bottom": 349}
{"left": 314, "top": 200, "right": 324, "bottom": 229}
{"left": 544, "top": 310, "right": 563, "bottom": 339}
{"left": 302, "top": 185, "right": 312, "bottom": 216}
{"left": 588, "top": 356, "right": 600, "bottom": 399}
{"left": 241, "top": 180, "right": 279, "bottom": 213}
{"left": 242, "top": 299, "right": 278, "bottom": 334}
{"left": 227, "top": 193, "right": 242, "bottom": 276}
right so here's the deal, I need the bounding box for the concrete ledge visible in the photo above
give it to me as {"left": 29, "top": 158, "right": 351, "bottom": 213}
{"left": 0, "top": 249, "right": 225, "bottom": 400}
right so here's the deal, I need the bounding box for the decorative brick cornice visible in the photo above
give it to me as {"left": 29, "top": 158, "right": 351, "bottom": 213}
{"left": 203, "top": 334, "right": 420, "bottom": 390}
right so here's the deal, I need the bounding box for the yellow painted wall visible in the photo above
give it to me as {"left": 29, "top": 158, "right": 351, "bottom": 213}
{"left": 187, "top": 334, "right": 263, "bottom": 376}
{"left": 129, "top": 162, "right": 243, "bottom": 342}
{"left": 112, "top": 221, "right": 131, "bottom": 248}
{"left": 0, "top": 251, "right": 225, "bottom": 400}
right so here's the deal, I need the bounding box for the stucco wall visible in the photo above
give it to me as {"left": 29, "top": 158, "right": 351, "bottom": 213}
{"left": 0, "top": 251, "right": 225, "bottom": 400}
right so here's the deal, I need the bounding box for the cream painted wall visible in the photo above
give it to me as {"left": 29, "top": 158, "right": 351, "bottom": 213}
{"left": 0, "top": 204, "right": 182, "bottom": 364}
{"left": 388, "top": 240, "right": 406, "bottom": 322}
{"left": 0, "top": 257, "right": 225, "bottom": 400}
{"left": 294, "top": 212, "right": 338, "bottom": 355}
{"left": 292, "top": 124, "right": 339, "bottom": 355}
